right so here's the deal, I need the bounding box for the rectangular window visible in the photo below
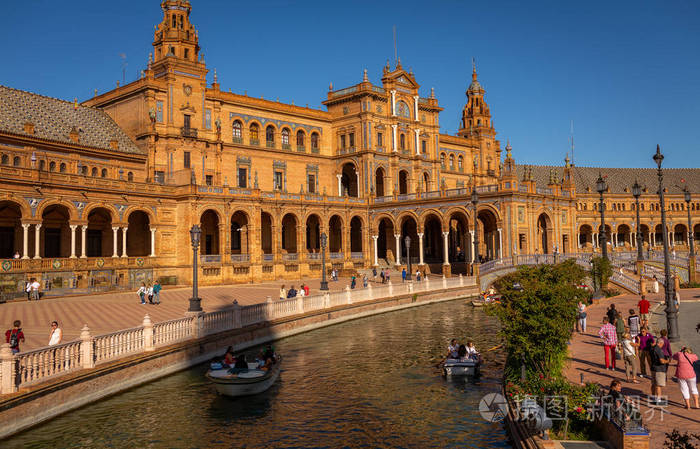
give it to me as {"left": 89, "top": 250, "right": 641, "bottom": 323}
{"left": 154, "top": 171, "right": 165, "bottom": 184}
{"left": 156, "top": 101, "right": 164, "bottom": 123}
{"left": 238, "top": 167, "right": 247, "bottom": 188}
{"left": 340, "top": 135, "right": 346, "bottom": 149}
{"left": 307, "top": 174, "right": 316, "bottom": 194}
{"left": 349, "top": 133, "right": 355, "bottom": 148}
{"left": 183, "top": 151, "right": 190, "bottom": 168}
{"left": 205, "top": 175, "right": 213, "bottom": 186}
{"left": 274, "top": 171, "right": 283, "bottom": 190}
{"left": 205, "top": 109, "right": 212, "bottom": 130}
{"left": 377, "top": 132, "right": 383, "bottom": 147}
{"left": 183, "top": 114, "right": 191, "bottom": 130}
{"left": 421, "top": 140, "right": 427, "bottom": 154}
{"left": 519, "top": 234, "right": 526, "bottom": 251}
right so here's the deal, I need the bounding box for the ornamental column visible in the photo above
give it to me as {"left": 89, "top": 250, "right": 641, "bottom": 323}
{"left": 391, "top": 124, "right": 398, "bottom": 153}
{"left": 69, "top": 225, "right": 77, "bottom": 258}
{"left": 394, "top": 234, "right": 401, "bottom": 265}
{"left": 112, "top": 227, "right": 119, "bottom": 257}
{"left": 417, "top": 233, "right": 424, "bottom": 265}
{"left": 371, "top": 235, "right": 379, "bottom": 266}
{"left": 33, "top": 224, "right": 41, "bottom": 259}
{"left": 21, "top": 223, "right": 29, "bottom": 259}
{"left": 413, "top": 95, "right": 419, "bottom": 120}
{"left": 336, "top": 174, "right": 342, "bottom": 196}
{"left": 121, "top": 227, "right": 128, "bottom": 257}
{"left": 469, "top": 230, "right": 475, "bottom": 262}
{"left": 442, "top": 231, "right": 449, "bottom": 265}
{"left": 80, "top": 225, "right": 87, "bottom": 258}
{"left": 150, "top": 227, "right": 156, "bottom": 257}
{"left": 414, "top": 128, "right": 420, "bottom": 155}
{"left": 390, "top": 90, "right": 396, "bottom": 116}
{"left": 497, "top": 228, "right": 503, "bottom": 259}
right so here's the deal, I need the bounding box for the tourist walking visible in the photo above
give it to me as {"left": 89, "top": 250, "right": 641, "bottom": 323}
{"left": 372, "top": 267, "right": 377, "bottom": 281}
{"left": 137, "top": 282, "right": 147, "bottom": 305}
{"left": 362, "top": 275, "right": 368, "bottom": 288}
{"left": 380, "top": 269, "right": 385, "bottom": 283}
{"left": 637, "top": 295, "right": 650, "bottom": 327}
{"left": 672, "top": 347, "right": 699, "bottom": 409}
{"left": 153, "top": 280, "right": 162, "bottom": 305}
{"left": 598, "top": 317, "right": 618, "bottom": 370}
{"left": 385, "top": 269, "right": 390, "bottom": 282}
{"left": 415, "top": 269, "right": 421, "bottom": 282}
{"left": 658, "top": 329, "right": 672, "bottom": 359}
{"left": 147, "top": 283, "right": 154, "bottom": 304}
{"left": 621, "top": 332, "right": 639, "bottom": 383}
{"left": 614, "top": 313, "right": 626, "bottom": 351}
{"left": 24, "top": 280, "right": 30, "bottom": 301}
{"left": 649, "top": 338, "right": 670, "bottom": 404}
{"left": 303, "top": 284, "right": 309, "bottom": 296}
{"left": 636, "top": 327, "right": 654, "bottom": 377}
{"left": 402, "top": 268, "right": 406, "bottom": 282}
{"left": 287, "top": 285, "right": 297, "bottom": 298}
{"left": 606, "top": 304, "right": 617, "bottom": 325}
{"left": 5, "top": 320, "right": 25, "bottom": 354}
{"left": 350, "top": 276, "right": 356, "bottom": 289}
{"left": 627, "top": 309, "right": 640, "bottom": 339}
{"left": 28, "top": 277, "right": 41, "bottom": 301}
{"left": 298, "top": 285, "right": 306, "bottom": 297}
{"left": 279, "top": 285, "right": 286, "bottom": 301}
{"left": 576, "top": 301, "right": 587, "bottom": 333}
{"left": 48, "top": 321, "right": 62, "bottom": 346}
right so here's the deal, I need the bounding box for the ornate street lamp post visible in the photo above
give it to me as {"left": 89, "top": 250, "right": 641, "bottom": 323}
{"left": 320, "top": 232, "right": 329, "bottom": 291}
{"left": 188, "top": 224, "right": 202, "bottom": 312}
{"left": 596, "top": 173, "right": 608, "bottom": 261}
{"left": 654, "top": 145, "right": 679, "bottom": 341}
{"left": 632, "top": 180, "right": 644, "bottom": 263}
{"left": 684, "top": 187, "right": 696, "bottom": 283}
{"left": 471, "top": 187, "right": 480, "bottom": 275}
{"left": 404, "top": 235, "right": 412, "bottom": 281}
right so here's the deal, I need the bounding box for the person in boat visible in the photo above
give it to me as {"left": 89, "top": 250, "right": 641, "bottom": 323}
{"left": 262, "top": 345, "right": 276, "bottom": 364}
{"left": 233, "top": 353, "right": 248, "bottom": 370}
{"left": 223, "top": 346, "right": 236, "bottom": 367}
{"left": 210, "top": 356, "right": 225, "bottom": 370}
{"left": 447, "top": 339, "right": 459, "bottom": 359}
{"left": 465, "top": 340, "right": 480, "bottom": 361}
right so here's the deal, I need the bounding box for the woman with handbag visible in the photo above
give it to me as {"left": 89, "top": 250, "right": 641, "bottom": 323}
{"left": 576, "top": 301, "right": 587, "bottom": 333}
{"left": 672, "top": 347, "right": 699, "bottom": 409}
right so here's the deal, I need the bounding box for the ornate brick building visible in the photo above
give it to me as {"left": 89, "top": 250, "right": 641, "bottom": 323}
{"left": 0, "top": 0, "right": 698, "bottom": 294}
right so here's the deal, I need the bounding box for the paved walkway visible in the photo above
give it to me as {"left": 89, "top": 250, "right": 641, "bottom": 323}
{"left": 565, "top": 288, "right": 700, "bottom": 448}
{"left": 0, "top": 275, "right": 374, "bottom": 352}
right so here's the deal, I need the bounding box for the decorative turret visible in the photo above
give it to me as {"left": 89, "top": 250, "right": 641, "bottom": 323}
{"left": 457, "top": 59, "right": 492, "bottom": 137}
{"left": 152, "top": 0, "right": 201, "bottom": 67}
{"left": 500, "top": 140, "right": 517, "bottom": 191}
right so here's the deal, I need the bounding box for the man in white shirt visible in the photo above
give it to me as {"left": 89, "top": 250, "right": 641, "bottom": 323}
{"left": 29, "top": 278, "right": 40, "bottom": 301}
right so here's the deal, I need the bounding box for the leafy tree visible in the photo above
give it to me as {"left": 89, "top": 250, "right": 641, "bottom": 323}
{"left": 664, "top": 430, "right": 700, "bottom": 449}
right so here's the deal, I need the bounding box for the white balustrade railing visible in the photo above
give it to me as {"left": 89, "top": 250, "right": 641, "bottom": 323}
{"left": 94, "top": 327, "right": 144, "bottom": 364}
{"left": 15, "top": 340, "right": 82, "bottom": 387}
{"left": 154, "top": 317, "right": 193, "bottom": 346}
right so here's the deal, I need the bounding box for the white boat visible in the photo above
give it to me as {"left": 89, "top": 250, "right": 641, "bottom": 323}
{"left": 442, "top": 357, "right": 480, "bottom": 376}
{"left": 206, "top": 356, "right": 282, "bottom": 397}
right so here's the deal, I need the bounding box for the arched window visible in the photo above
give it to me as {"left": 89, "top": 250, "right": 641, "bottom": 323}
{"left": 249, "top": 123, "right": 259, "bottom": 144}
{"left": 38, "top": 160, "right": 45, "bottom": 171}
{"left": 396, "top": 100, "right": 410, "bottom": 118}
{"left": 127, "top": 172, "right": 134, "bottom": 181}
{"left": 59, "top": 163, "right": 66, "bottom": 173}
{"left": 91, "top": 167, "right": 98, "bottom": 177}
{"left": 440, "top": 153, "right": 446, "bottom": 168}
{"left": 311, "top": 132, "right": 319, "bottom": 152}
{"left": 232, "top": 120, "right": 242, "bottom": 141}
{"left": 13, "top": 156, "right": 21, "bottom": 167}
{"left": 449, "top": 154, "right": 455, "bottom": 170}
{"left": 458, "top": 156, "right": 464, "bottom": 171}
{"left": 0, "top": 155, "right": 7, "bottom": 165}
{"left": 296, "top": 130, "right": 305, "bottom": 148}
{"left": 281, "top": 128, "right": 290, "bottom": 147}
{"left": 80, "top": 165, "right": 88, "bottom": 176}
{"left": 399, "top": 133, "right": 406, "bottom": 150}
{"left": 101, "top": 168, "right": 107, "bottom": 178}
{"left": 265, "top": 125, "right": 275, "bottom": 145}
{"left": 49, "top": 161, "right": 56, "bottom": 172}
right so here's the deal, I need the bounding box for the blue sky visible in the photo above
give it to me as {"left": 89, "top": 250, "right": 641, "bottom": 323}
{"left": 2, "top": 0, "right": 699, "bottom": 168}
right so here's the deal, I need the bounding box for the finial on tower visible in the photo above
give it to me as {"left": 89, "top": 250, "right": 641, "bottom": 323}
{"left": 396, "top": 56, "right": 402, "bottom": 69}
{"left": 329, "top": 82, "right": 333, "bottom": 91}
{"left": 148, "top": 52, "right": 153, "bottom": 69}
{"left": 430, "top": 87, "right": 435, "bottom": 99}
{"left": 213, "top": 68, "right": 218, "bottom": 84}
{"left": 363, "top": 69, "right": 368, "bottom": 82}
{"left": 505, "top": 140, "right": 512, "bottom": 158}
{"left": 565, "top": 153, "right": 571, "bottom": 168}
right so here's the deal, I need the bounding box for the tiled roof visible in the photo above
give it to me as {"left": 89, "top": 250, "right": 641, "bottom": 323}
{"left": 516, "top": 165, "right": 700, "bottom": 195}
{"left": 0, "top": 86, "right": 144, "bottom": 155}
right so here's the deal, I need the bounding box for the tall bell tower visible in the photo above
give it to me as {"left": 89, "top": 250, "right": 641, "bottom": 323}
{"left": 458, "top": 61, "right": 492, "bottom": 136}
{"left": 151, "top": 0, "right": 202, "bottom": 70}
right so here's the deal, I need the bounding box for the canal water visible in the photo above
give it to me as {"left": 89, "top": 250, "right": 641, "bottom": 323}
{"left": 5, "top": 299, "right": 509, "bottom": 449}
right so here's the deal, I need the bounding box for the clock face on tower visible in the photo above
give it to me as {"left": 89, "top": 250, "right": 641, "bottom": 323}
{"left": 183, "top": 84, "right": 192, "bottom": 96}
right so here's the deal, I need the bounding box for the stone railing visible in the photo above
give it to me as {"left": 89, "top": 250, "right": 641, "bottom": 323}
{"left": 0, "top": 275, "right": 476, "bottom": 394}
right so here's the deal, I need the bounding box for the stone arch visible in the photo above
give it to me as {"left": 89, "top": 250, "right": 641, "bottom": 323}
{"left": 350, "top": 216, "right": 363, "bottom": 253}
{"left": 639, "top": 223, "right": 651, "bottom": 247}
{"left": 341, "top": 162, "right": 358, "bottom": 197}
{"left": 260, "top": 211, "right": 274, "bottom": 255}
{"left": 281, "top": 213, "right": 298, "bottom": 254}
{"left": 126, "top": 210, "right": 151, "bottom": 257}
{"left": 265, "top": 123, "right": 277, "bottom": 145}
{"left": 399, "top": 214, "right": 419, "bottom": 265}
{"left": 305, "top": 213, "right": 321, "bottom": 252}
{"left": 376, "top": 216, "right": 396, "bottom": 263}
{"left": 230, "top": 210, "right": 250, "bottom": 255}
{"left": 579, "top": 224, "right": 593, "bottom": 248}
{"left": 477, "top": 208, "right": 500, "bottom": 261}
{"left": 674, "top": 223, "right": 687, "bottom": 247}
{"left": 86, "top": 206, "right": 114, "bottom": 258}
{"left": 81, "top": 203, "right": 119, "bottom": 224}
{"left": 123, "top": 206, "right": 156, "bottom": 225}
{"left": 375, "top": 166, "right": 386, "bottom": 197}
{"left": 616, "top": 224, "right": 632, "bottom": 248}
{"left": 0, "top": 200, "right": 25, "bottom": 258}
{"left": 423, "top": 172, "right": 431, "bottom": 191}
{"left": 328, "top": 214, "right": 343, "bottom": 253}
{"left": 654, "top": 224, "right": 664, "bottom": 247}
{"left": 422, "top": 213, "right": 444, "bottom": 264}
{"left": 36, "top": 200, "right": 79, "bottom": 222}
{"left": 200, "top": 209, "right": 220, "bottom": 256}
{"left": 448, "top": 209, "right": 470, "bottom": 264}
{"left": 398, "top": 170, "right": 409, "bottom": 195}
{"left": 536, "top": 212, "right": 553, "bottom": 254}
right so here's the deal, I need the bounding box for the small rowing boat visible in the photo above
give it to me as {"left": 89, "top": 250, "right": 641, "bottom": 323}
{"left": 442, "top": 357, "right": 481, "bottom": 376}
{"left": 206, "top": 356, "right": 282, "bottom": 397}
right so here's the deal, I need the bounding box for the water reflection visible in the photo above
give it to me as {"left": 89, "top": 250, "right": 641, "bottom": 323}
{"left": 4, "top": 299, "right": 510, "bottom": 449}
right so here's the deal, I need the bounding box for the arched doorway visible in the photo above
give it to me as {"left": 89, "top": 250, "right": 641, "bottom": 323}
{"left": 674, "top": 224, "right": 687, "bottom": 247}
{"left": 200, "top": 210, "right": 220, "bottom": 255}
{"left": 329, "top": 215, "right": 343, "bottom": 254}
{"left": 375, "top": 167, "right": 385, "bottom": 197}
{"left": 640, "top": 224, "right": 650, "bottom": 248}
{"left": 341, "top": 163, "right": 358, "bottom": 197}
{"left": 616, "top": 224, "right": 631, "bottom": 248}
{"left": 85, "top": 207, "right": 112, "bottom": 258}
{"left": 398, "top": 170, "right": 409, "bottom": 195}
{"left": 694, "top": 224, "right": 700, "bottom": 244}
{"left": 579, "top": 224, "right": 593, "bottom": 249}
{"left": 305, "top": 214, "right": 321, "bottom": 252}
{"left": 423, "top": 214, "right": 443, "bottom": 264}
{"left": 350, "top": 216, "right": 362, "bottom": 253}
{"left": 654, "top": 224, "right": 664, "bottom": 247}
{"left": 230, "top": 211, "right": 249, "bottom": 256}
{"left": 281, "top": 213, "right": 298, "bottom": 253}
{"left": 448, "top": 211, "right": 469, "bottom": 263}
{"left": 127, "top": 211, "right": 151, "bottom": 257}
{"left": 477, "top": 210, "right": 499, "bottom": 260}
{"left": 536, "top": 213, "right": 552, "bottom": 254}
{"left": 260, "top": 212, "right": 273, "bottom": 256}
{"left": 423, "top": 172, "right": 430, "bottom": 192}
{"left": 377, "top": 218, "right": 395, "bottom": 263}
{"left": 399, "top": 216, "right": 419, "bottom": 264}
{"left": 0, "top": 201, "right": 23, "bottom": 258}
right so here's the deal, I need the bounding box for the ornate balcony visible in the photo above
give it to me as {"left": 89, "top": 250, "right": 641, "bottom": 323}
{"left": 180, "top": 127, "right": 198, "bottom": 138}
